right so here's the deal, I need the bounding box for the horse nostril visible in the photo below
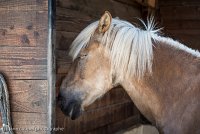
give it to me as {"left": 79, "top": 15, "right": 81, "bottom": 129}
{"left": 58, "top": 97, "right": 82, "bottom": 120}
{"left": 66, "top": 101, "right": 82, "bottom": 120}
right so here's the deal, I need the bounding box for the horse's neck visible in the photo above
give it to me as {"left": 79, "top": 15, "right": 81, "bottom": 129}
{"left": 121, "top": 41, "right": 200, "bottom": 125}
{"left": 121, "top": 75, "right": 163, "bottom": 124}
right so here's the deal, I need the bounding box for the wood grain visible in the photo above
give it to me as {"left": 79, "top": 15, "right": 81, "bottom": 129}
{"left": 0, "top": 11, "right": 48, "bottom": 47}
{"left": 159, "top": 0, "right": 200, "bottom": 50}
{"left": 162, "top": 20, "right": 200, "bottom": 30}
{"left": 0, "top": 47, "right": 47, "bottom": 79}
{"left": 0, "top": 65, "right": 47, "bottom": 80}
{"left": 8, "top": 80, "right": 47, "bottom": 113}
{"left": 11, "top": 112, "right": 47, "bottom": 134}
{"left": 0, "top": 0, "right": 47, "bottom": 11}
{"left": 87, "top": 116, "right": 140, "bottom": 134}
{"left": 0, "top": 47, "right": 47, "bottom": 66}
{"left": 159, "top": 0, "right": 200, "bottom": 6}
{"left": 0, "top": 0, "right": 49, "bottom": 132}
{"left": 160, "top": 6, "right": 200, "bottom": 20}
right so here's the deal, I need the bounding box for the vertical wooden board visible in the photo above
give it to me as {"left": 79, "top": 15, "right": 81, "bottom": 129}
{"left": 8, "top": 80, "right": 47, "bottom": 113}
{"left": 0, "top": 11, "right": 48, "bottom": 47}
{"left": 0, "top": 0, "right": 50, "bottom": 132}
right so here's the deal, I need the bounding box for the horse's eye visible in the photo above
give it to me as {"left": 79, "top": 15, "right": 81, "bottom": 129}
{"left": 79, "top": 54, "right": 88, "bottom": 59}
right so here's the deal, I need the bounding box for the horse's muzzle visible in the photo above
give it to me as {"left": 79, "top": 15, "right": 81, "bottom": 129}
{"left": 57, "top": 93, "right": 82, "bottom": 120}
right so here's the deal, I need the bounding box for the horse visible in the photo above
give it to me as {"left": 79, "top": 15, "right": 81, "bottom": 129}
{"left": 58, "top": 11, "right": 200, "bottom": 134}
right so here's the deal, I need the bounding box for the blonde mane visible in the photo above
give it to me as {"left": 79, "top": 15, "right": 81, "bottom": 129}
{"left": 69, "top": 17, "right": 200, "bottom": 78}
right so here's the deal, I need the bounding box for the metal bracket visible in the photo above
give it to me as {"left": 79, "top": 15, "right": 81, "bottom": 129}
{"left": 0, "top": 74, "right": 13, "bottom": 134}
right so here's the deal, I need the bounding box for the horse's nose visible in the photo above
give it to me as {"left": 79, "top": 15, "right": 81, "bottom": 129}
{"left": 57, "top": 91, "right": 82, "bottom": 120}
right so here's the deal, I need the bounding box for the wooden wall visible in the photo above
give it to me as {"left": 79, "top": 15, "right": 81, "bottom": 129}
{"left": 158, "top": 0, "right": 200, "bottom": 50}
{"left": 0, "top": 1, "right": 49, "bottom": 134}
{"left": 55, "top": 0, "right": 143, "bottom": 133}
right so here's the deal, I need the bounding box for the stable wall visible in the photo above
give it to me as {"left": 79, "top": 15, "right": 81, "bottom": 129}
{"left": 158, "top": 0, "right": 200, "bottom": 50}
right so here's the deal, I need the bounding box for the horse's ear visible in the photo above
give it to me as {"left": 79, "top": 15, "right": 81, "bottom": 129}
{"left": 98, "top": 11, "right": 112, "bottom": 33}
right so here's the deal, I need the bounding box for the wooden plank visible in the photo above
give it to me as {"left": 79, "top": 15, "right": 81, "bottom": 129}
{"left": 56, "top": 0, "right": 116, "bottom": 18}
{"left": 0, "top": 47, "right": 47, "bottom": 66}
{"left": 87, "top": 116, "right": 140, "bottom": 134}
{"left": 113, "top": 0, "right": 140, "bottom": 7}
{"left": 163, "top": 32, "right": 200, "bottom": 50}
{"left": 159, "top": 0, "right": 200, "bottom": 6}
{"left": 0, "top": 11, "right": 48, "bottom": 47}
{"left": 11, "top": 112, "right": 47, "bottom": 134}
{"left": 56, "top": 101, "right": 137, "bottom": 134}
{"left": 56, "top": 20, "right": 91, "bottom": 33}
{"left": 164, "top": 29, "right": 200, "bottom": 35}
{"left": 56, "top": 7, "right": 92, "bottom": 22}
{"left": 8, "top": 80, "right": 47, "bottom": 113}
{"left": 57, "top": 60, "right": 71, "bottom": 74}
{"left": 160, "top": 6, "right": 200, "bottom": 20}
{"left": 56, "top": 31, "right": 78, "bottom": 50}
{"left": 0, "top": 47, "right": 47, "bottom": 79}
{"left": 0, "top": 0, "right": 48, "bottom": 11}
{"left": 162, "top": 20, "right": 200, "bottom": 29}
{"left": 0, "top": 65, "right": 47, "bottom": 80}
{"left": 111, "top": 0, "right": 141, "bottom": 22}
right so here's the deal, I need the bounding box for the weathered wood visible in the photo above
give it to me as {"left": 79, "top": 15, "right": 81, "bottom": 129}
{"left": 8, "top": 80, "right": 47, "bottom": 113}
{"left": 0, "top": 46, "right": 47, "bottom": 79}
{"left": 11, "top": 112, "right": 47, "bottom": 134}
{"left": 162, "top": 32, "right": 200, "bottom": 50}
{"left": 159, "top": 0, "right": 200, "bottom": 51}
{"left": 0, "top": 11, "right": 48, "bottom": 47}
{"left": 56, "top": 20, "right": 91, "bottom": 33}
{"left": 159, "top": 0, "right": 200, "bottom": 6}
{"left": 56, "top": 31, "right": 78, "bottom": 50}
{"left": 164, "top": 29, "right": 200, "bottom": 35}
{"left": 160, "top": 6, "right": 200, "bottom": 20}
{"left": 87, "top": 116, "right": 140, "bottom": 134}
{"left": 0, "top": 47, "right": 47, "bottom": 66}
{"left": 162, "top": 20, "right": 200, "bottom": 29}
{"left": 0, "top": 0, "right": 47, "bottom": 11}
{"left": 0, "top": 65, "right": 46, "bottom": 80}
{"left": 0, "top": 0, "right": 49, "bottom": 132}
{"left": 56, "top": 60, "right": 71, "bottom": 74}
